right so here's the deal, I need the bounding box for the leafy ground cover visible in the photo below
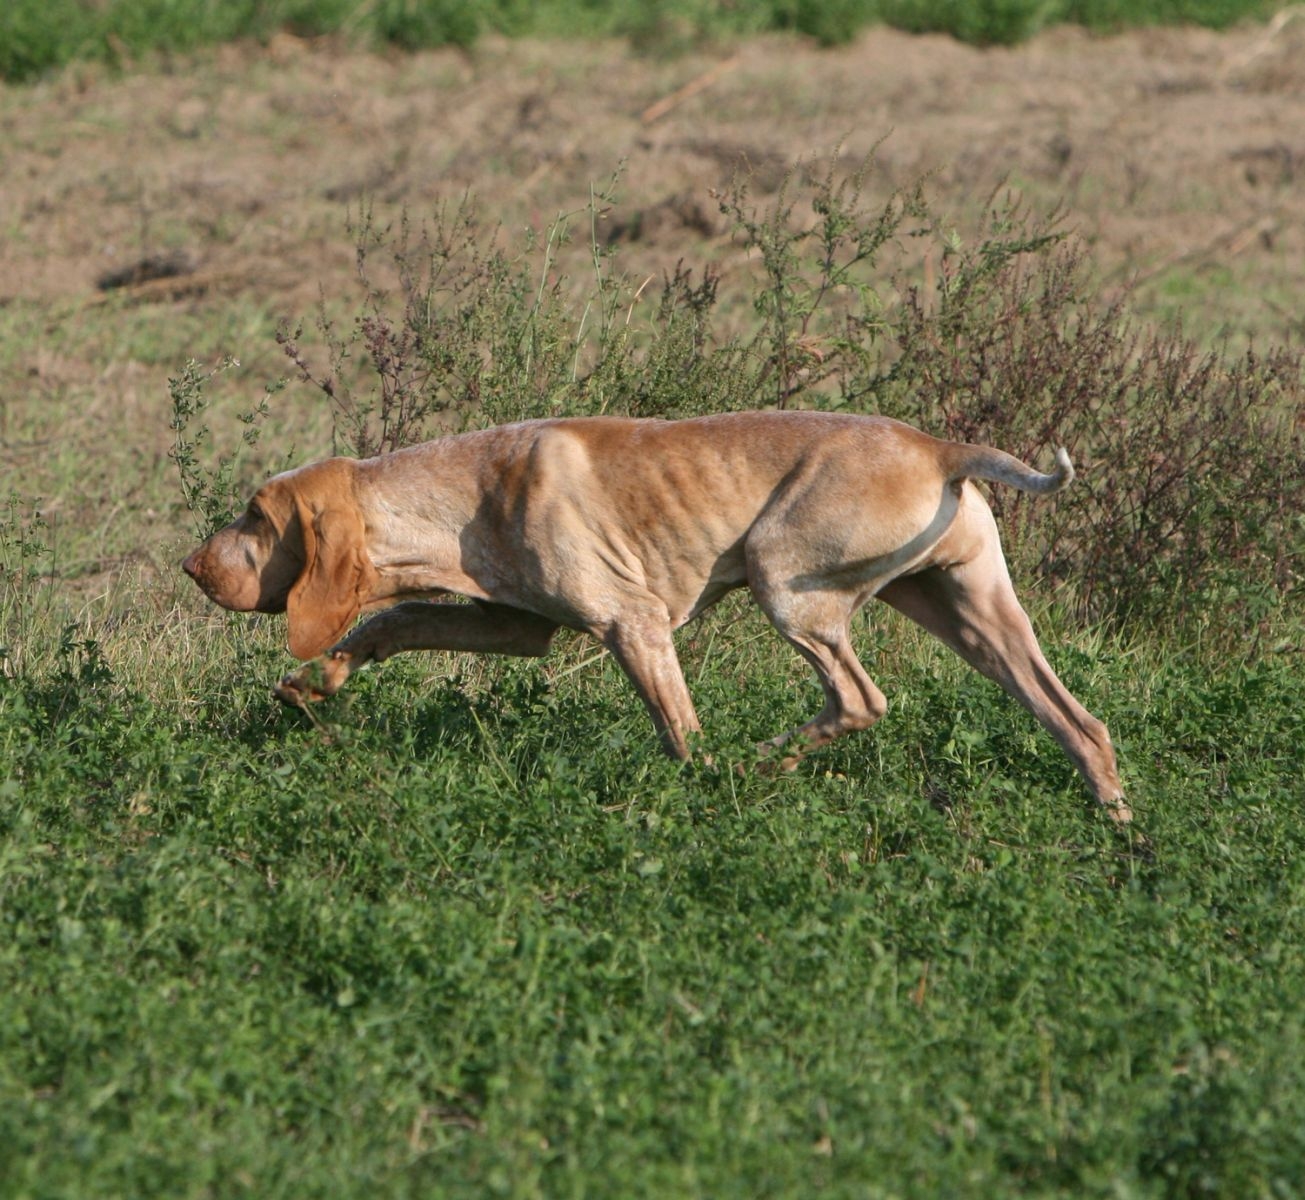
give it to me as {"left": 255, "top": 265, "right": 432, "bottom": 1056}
{"left": 2, "top": 612, "right": 1303, "bottom": 1197}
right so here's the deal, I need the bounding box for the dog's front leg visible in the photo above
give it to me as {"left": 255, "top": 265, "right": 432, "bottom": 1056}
{"left": 602, "top": 618, "right": 702, "bottom": 759}
{"left": 274, "top": 600, "right": 559, "bottom": 705}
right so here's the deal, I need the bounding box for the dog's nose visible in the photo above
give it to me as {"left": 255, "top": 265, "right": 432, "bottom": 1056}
{"left": 181, "top": 552, "right": 200, "bottom": 580}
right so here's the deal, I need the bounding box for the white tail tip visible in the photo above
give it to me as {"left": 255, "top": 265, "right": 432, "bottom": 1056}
{"left": 1053, "top": 447, "right": 1074, "bottom": 488}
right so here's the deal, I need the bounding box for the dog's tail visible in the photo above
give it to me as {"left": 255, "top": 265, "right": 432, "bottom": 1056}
{"left": 945, "top": 444, "right": 1074, "bottom": 495}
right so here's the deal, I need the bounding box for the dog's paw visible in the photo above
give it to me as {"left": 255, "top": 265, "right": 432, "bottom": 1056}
{"left": 273, "top": 660, "right": 334, "bottom": 706}
{"left": 752, "top": 739, "right": 805, "bottom": 776}
{"left": 1103, "top": 797, "right": 1133, "bottom": 825}
{"left": 273, "top": 672, "right": 322, "bottom": 707}
{"left": 273, "top": 651, "right": 354, "bottom": 706}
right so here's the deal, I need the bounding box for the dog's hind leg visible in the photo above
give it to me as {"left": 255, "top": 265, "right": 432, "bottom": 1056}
{"left": 876, "top": 505, "right": 1128, "bottom": 821}
{"left": 750, "top": 587, "right": 889, "bottom": 769}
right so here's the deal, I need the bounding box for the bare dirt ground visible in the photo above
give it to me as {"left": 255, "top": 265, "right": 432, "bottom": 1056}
{"left": 1, "top": 20, "right": 1302, "bottom": 589}
{"left": 5, "top": 21, "right": 1304, "bottom": 317}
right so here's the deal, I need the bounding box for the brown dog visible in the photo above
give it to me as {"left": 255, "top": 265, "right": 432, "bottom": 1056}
{"left": 182, "top": 411, "right": 1128, "bottom": 820}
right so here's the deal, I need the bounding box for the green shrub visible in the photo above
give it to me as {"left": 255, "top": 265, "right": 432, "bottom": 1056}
{"left": 880, "top": 0, "right": 1065, "bottom": 46}
{"left": 0, "top": 494, "right": 55, "bottom": 679}
{"left": 0, "top": 0, "right": 1283, "bottom": 83}
{"left": 371, "top": 0, "right": 481, "bottom": 50}
{"left": 1066, "top": 0, "right": 1276, "bottom": 31}
{"left": 167, "top": 356, "right": 275, "bottom": 538}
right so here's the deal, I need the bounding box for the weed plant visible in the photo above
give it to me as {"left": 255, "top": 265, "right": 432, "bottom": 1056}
{"left": 274, "top": 161, "right": 1303, "bottom": 632}
{"left": 3, "top": 157, "right": 1304, "bottom": 1196}
{"left": 879, "top": 209, "right": 1304, "bottom": 629}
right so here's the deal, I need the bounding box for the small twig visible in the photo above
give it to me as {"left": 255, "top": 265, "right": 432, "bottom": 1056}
{"left": 640, "top": 56, "right": 740, "bottom": 125}
{"left": 1219, "top": 6, "right": 1305, "bottom": 83}
{"left": 910, "top": 961, "right": 930, "bottom": 1008}
{"left": 77, "top": 267, "right": 240, "bottom": 308}
{"left": 624, "top": 275, "right": 654, "bottom": 325}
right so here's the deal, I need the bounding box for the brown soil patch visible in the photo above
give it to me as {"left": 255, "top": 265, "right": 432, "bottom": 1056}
{"left": 3, "top": 24, "right": 1302, "bottom": 320}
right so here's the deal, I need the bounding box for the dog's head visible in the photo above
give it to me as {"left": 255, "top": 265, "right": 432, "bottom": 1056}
{"left": 181, "top": 459, "right": 378, "bottom": 659}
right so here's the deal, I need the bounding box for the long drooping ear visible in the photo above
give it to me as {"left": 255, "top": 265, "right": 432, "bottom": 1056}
{"left": 285, "top": 490, "right": 378, "bottom": 660}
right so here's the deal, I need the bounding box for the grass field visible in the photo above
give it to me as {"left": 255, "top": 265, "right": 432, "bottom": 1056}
{"left": 3, "top": 583, "right": 1304, "bottom": 1196}
{"left": 3, "top": 12, "right": 1305, "bottom": 1199}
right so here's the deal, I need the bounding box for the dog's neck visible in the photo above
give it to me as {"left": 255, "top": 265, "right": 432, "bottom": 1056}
{"left": 354, "top": 440, "right": 496, "bottom": 606}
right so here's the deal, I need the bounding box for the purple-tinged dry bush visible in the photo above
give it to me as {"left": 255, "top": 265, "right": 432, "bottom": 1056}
{"left": 877, "top": 225, "right": 1303, "bottom": 628}
{"left": 218, "top": 161, "right": 1303, "bottom": 634}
